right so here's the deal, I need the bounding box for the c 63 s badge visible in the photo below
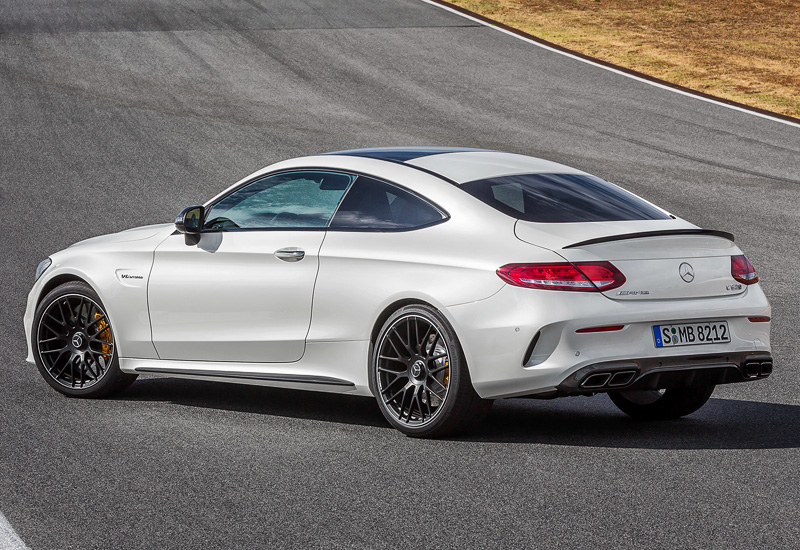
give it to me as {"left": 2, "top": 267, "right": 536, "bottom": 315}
{"left": 115, "top": 269, "right": 146, "bottom": 287}
{"left": 617, "top": 290, "right": 650, "bottom": 296}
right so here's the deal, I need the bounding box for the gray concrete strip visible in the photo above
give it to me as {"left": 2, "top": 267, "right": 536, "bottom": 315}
{"left": 0, "top": 513, "right": 29, "bottom": 550}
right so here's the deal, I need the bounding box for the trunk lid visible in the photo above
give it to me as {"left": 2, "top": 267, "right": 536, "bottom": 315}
{"left": 514, "top": 220, "right": 745, "bottom": 300}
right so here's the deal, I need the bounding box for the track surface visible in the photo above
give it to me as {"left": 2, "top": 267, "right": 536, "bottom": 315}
{"left": 1, "top": 1, "right": 798, "bottom": 548}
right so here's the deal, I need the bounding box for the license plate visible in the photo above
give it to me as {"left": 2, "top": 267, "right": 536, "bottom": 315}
{"left": 653, "top": 321, "right": 730, "bottom": 348}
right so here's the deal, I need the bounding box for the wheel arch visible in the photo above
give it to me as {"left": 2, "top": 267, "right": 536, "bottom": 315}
{"left": 369, "top": 298, "right": 438, "bottom": 346}
{"left": 367, "top": 298, "right": 436, "bottom": 396}
{"left": 36, "top": 273, "right": 94, "bottom": 308}
{"left": 29, "top": 266, "right": 150, "bottom": 364}
{"left": 367, "top": 297, "right": 476, "bottom": 394}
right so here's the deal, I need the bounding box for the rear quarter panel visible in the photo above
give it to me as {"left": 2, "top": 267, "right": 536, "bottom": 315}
{"left": 307, "top": 162, "right": 571, "bottom": 372}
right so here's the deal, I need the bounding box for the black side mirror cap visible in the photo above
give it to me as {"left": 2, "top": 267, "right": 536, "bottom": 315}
{"left": 175, "top": 205, "right": 204, "bottom": 234}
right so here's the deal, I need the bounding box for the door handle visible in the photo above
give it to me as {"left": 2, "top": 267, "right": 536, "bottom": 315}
{"left": 274, "top": 247, "right": 305, "bottom": 262}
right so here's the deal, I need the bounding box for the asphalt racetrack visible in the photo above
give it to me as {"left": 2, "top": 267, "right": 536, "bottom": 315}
{"left": 1, "top": 1, "right": 799, "bottom": 548}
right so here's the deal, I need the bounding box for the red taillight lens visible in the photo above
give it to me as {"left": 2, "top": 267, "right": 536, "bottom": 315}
{"left": 573, "top": 263, "right": 626, "bottom": 290}
{"left": 497, "top": 262, "right": 626, "bottom": 292}
{"left": 731, "top": 255, "right": 759, "bottom": 285}
{"left": 497, "top": 263, "right": 594, "bottom": 291}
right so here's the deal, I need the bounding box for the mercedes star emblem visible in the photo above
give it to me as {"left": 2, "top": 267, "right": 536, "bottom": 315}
{"left": 679, "top": 262, "right": 695, "bottom": 283}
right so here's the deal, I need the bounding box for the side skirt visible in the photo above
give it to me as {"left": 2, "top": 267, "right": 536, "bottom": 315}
{"left": 134, "top": 367, "right": 354, "bottom": 387}
{"left": 119, "top": 355, "right": 372, "bottom": 396}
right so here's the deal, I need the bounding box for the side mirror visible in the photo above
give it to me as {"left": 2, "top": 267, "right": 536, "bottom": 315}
{"left": 175, "top": 205, "right": 204, "bottom": 234}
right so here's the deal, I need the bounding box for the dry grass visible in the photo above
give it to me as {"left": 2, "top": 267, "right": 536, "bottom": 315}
{"left": 446, "top": 0, "right": 800, "bottom": 117}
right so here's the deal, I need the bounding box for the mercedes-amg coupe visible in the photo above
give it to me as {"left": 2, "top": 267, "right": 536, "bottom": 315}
{"left": 25, "top": 147, "right": 773, "bottom": 437}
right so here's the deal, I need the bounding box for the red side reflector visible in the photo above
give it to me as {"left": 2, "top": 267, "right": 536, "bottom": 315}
{"left": 747, "top": 316, "right": 770, "bottom": 323}
{"left": 731, "top": 255, "right": 759, "bottom": 285}
{"left": 497, "top": 262, "right": 626, "bottom": 292}
{"left": 576, "top": 325, "right": 626, "bottom": 333}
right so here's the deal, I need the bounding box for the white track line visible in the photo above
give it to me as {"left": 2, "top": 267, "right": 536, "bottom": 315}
{"left": 0, "top": 513, "right": 29, "bottom": 550}
{"left": 421, "top": 0, "right": 800, "bottom": 130}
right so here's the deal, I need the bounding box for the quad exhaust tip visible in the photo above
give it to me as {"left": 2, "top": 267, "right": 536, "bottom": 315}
{"left": 579, "top": 359, "right": 771, "bottom": 390}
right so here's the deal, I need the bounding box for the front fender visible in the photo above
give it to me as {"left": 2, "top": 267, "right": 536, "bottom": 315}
{"left": 24, "top": 228, "right": 172, "bottom": 363}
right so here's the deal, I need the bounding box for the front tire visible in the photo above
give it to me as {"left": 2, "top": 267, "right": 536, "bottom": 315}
{"left": 32, "top": 281, "right": 137, "bottom": 398}
{"left": 608, "top": 385, "right": 715, "bottom": 420}
{"left": 370, "top": 304, "right": 492, "bottom": 438}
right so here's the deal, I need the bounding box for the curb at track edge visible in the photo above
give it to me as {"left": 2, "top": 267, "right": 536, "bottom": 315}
{"left": 423, "top": 0, "right": 800, "bottom": 130}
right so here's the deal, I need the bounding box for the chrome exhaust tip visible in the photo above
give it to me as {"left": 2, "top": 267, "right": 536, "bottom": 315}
{"left": 581, "top": 372, "right": 612, "bottom": 389}
{"left": 744, "top": 361, "right": 761, "bottom": 378}
{"left": 607, "top": 370, "right": 637, "bottom": 387}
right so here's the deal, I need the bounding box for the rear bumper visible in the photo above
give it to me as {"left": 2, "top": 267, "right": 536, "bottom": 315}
{"left": 551, "top": 351, "right": 772, "bottom": 397}
{"left": 446, "top": 283, "right": 771, "bottom": 399}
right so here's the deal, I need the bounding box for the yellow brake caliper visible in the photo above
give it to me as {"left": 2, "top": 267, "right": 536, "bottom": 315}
{"left": 94, "top": 312, "right": 112, "bottom": 358}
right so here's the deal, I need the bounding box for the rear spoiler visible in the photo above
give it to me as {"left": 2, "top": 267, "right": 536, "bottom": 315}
{"left": 564, "top": 229, "right": 735, "bottom": 249}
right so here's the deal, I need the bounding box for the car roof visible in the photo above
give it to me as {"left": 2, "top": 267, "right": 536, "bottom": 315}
{"left": 322, "top": 147, "right": 590, "bottom": 184}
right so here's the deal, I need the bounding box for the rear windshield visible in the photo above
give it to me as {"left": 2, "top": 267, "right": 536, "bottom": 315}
{"left": 461, "top": 173, "right": 670, "bottom": 223}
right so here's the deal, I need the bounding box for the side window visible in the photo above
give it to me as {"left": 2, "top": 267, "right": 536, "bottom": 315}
{"left": 204, "top": 171, "right": 354, "bottom": 230}
{"left": 329, "top": 176, "right": 446, "bottom": 231}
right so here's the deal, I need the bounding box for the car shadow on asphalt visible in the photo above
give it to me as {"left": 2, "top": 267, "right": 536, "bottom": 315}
{"left": 118, "top": 376, "right": 390, "bottom": 428}
{"left": 118, "top": 377, "right": 800, "bottom": 450}
{"left": 467, "top": 396, "right": 800, "bottom": 450}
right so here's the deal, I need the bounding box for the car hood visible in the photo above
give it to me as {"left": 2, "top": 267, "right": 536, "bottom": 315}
{"left": 68, "top": 223, "right": 174, "bottom": 249}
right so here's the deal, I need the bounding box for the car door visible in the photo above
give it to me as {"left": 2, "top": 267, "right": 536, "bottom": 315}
{"left": 309, "top": 175, "right": 451, "bottom": 343}
{"left": 148, "top": 170, "right": 354, "bottom": 363}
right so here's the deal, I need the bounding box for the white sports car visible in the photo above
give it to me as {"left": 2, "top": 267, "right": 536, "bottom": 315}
{"left": 25, "top": 147, "right": 772, "bottom": 437}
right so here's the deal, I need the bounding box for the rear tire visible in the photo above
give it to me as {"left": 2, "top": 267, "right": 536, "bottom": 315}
{"left": 33, "top": 281, "right": 137, "bottom": 398}
{"left": 608, "top": 385, "right": 715, "bottom": 420}
{"left": 370, "top": 304, "right": 492, "bottom": 438}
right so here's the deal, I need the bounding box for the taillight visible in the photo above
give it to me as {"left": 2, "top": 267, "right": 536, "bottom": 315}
{"left": 497, "top": 262, "right": 626, "bottom": 292}
{"left": 731, "top": 255, "right": 758, "bottom": 285}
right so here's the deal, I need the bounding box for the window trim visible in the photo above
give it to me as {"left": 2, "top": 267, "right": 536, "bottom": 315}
{"left": 201, "top": 167, "right": 450, "bottom": 233}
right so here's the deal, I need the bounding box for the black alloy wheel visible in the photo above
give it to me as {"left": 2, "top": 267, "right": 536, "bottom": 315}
{"left": 371, "top": 304, "right": 491, "bottom": 437}
{"left": 33, "top": 281, "right": 137, "bottom": 397}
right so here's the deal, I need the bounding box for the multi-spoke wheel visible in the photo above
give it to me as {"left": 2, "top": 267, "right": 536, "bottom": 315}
{"left": 33, "top": 281, "right": 137, "bottom": 397}
{"left": 371, "top": 304, "right": 491, "bottom": 437}
{"left": 608, "top": 385, "right": 715, "bottom": 420}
